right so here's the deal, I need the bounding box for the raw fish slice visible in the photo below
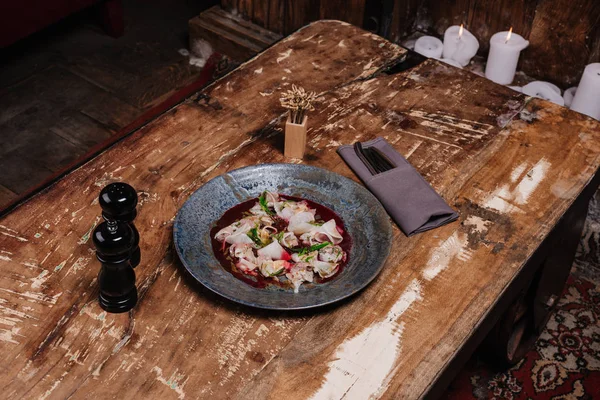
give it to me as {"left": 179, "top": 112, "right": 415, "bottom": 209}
{"left": 291, "top": 250, "right": 318, "bottom": 263}
{"left": 285, "top": 262, "right": 314, "bottom": 293}
{"left": 299, "top": 232, "right": 319, "bottom": 246}
{"left": 312, "top": 260, "right": 339, "bottom": 278}
{"left": 311, "top": 219, "right": 343, "bottom": 244}
{"left": 249, "top": 202, "right": 268, "bottom": 216}
{"left": 259, "top": 259, "right": 292, "bottom": 277}
{"left": 265, "top": 191, "right": 280, "bottom": 206}
{"left": 280, "top": 232, "right": 299, "bottom": 248}
{"left": 257, "top": 240, "right": 291, "bottom": 261}
{"left": 318, "top": 245, "right": 344, "bottom": 262}
{"left": 287, "top": 211, "right": 316, "bottom": 234}
{"left": 229, "top": 243, "right": 254, "bottom": 259}
{"left": 226, "top": 231, "right": 255, "bottom": 245}
{"left": 274, "top": 199, "right": 314, "bottom": 221}
{"left": 215, "top": 219, "right": 254, "bottom": 243}
{"left": 236, "top": 258, "right": 259, "bottom": 275}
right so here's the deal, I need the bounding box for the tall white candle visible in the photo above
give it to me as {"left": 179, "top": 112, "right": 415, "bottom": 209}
{"left": 485, "top": 29, "right": 529, "bottom": 85}
{"left": 570, "top": 63, "right": 600, "bottom": 120}
{"left": 414, "top": 36, "right": 443, "bottom": 58}
{"left": 442, "top": 25, "right": 479, "bottom": 67}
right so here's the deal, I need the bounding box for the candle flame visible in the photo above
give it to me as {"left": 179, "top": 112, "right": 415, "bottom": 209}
{"left": 505, "top": 27, "right": 513, "bottom": 43}
{"left": 458, "top": 24, "right": 464, "bottom": 38}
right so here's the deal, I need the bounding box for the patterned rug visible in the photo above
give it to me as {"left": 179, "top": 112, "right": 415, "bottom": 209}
{"left": 443, "top": 194, "right": 600, "bottom": 400}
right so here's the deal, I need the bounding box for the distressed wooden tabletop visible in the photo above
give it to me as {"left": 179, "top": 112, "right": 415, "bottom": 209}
{"left": 2, "top": 20, "right": 600, "bottom": 400}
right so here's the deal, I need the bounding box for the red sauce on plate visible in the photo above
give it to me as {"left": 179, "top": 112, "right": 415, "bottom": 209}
{"left": 210, "top": 195, "right": 352, "bottom": 290}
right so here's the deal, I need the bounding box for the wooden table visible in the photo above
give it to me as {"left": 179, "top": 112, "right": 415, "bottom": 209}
{"left": 2, "top": 21, "right": 600, "bottom": 399}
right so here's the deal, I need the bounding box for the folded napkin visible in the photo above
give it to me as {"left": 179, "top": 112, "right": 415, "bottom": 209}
{"left": 338, "top": 137, "right": 458, "bottom": 236}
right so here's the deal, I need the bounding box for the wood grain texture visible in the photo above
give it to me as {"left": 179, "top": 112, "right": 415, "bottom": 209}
{"left": 390, "top": 0, "right": 425, "bottom": 42}
{"left": 221, "top": 0, "right": 364, "bottom": 35}
{"left": 319, "top": 0, "right": 365, "bottom": 28}
{"left": 189, "top": 6, "right": 282, "bottom": 61}
{"left": 0, "top": 185, "right": 17, "bottom": 211}
{"left": 2, "top": 19, "right": 600, "bottom": 400}
{"left": 0, "top": 21, "right": 406, "bottom": 399}
{"left": 520, "top": 0, "right": 600, "bottom": 87}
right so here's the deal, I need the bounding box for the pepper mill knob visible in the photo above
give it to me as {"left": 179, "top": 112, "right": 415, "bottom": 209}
{"left": 93, "top": 220, "right": 138, "bottom": 313}
{"left": 99, "top": 182, "right": 138, "bottom": 220}
{"left": 99, "top": 182, "right": 141, "bottom": 268}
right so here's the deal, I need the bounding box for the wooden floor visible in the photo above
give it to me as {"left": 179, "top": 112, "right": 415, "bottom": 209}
{"left": 0, "top": 0, "right": 218, "bottom": 209}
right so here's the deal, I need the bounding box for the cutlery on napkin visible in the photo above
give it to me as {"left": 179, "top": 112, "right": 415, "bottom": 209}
{"left": 338, "top": 137, "right": 458, "bottom": 236}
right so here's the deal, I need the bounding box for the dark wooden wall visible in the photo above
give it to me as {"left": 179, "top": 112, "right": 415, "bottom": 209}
{"left": 220, "top": 0, "right": 600, "bottom": 88}
{"left": 220, "top": 0, "right": 366, "bottom": 35}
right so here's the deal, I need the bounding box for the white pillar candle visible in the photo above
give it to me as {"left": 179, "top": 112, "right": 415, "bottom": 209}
{"left": 563, "top": 87, "right": 577, "bottom": 108}
{"left": 522, "top": 81, "right": 564, "bottom": 106}
{"left": 442, "top": 25, "right": 479, "bottom": 67}
{"left": 439, "top": 58, "right": 463, "bottom": 68}
{"left": 570, "top": 63, "right": 600, "bottom": 120}
{"left": 485, "top": 29, "right": 529, "bottom": 85}
{"left": 414, "top": 36, "right": 443, "bottom": 58}
{"left": 538, "top": 81, "right": 561, "bottom": 95}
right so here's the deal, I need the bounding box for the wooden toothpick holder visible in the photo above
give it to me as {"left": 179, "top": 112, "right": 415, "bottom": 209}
{"left": 284, "top": 115, "right": 307, "bottom": 158}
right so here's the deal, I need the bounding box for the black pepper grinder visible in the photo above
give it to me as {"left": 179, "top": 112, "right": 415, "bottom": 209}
{"left": 99, "top": 182, "right": 141, "bottom": 268}
{"left": 93, "top": 219, "right": 138, "bottom": 313}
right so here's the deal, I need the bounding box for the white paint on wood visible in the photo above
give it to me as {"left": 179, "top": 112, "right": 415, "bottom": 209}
{"left": 423, "top": 232, "right": 470, "bottom": 281}
{"left": 310, "top": 279, "right": 422, "bottom": 400}
{"left": 277, "top": 49, "right": 293, "bottom": 64}
{"left": 215, "top": 315, "right": 257, "bottom": 382}
{"left": 78, "top": 216, "right": 101, "bottom": 245}
{"left": 0, "top": 225, "right": 28, "bottom": 242}
{"left": 0, "top": 288, "right": 61, "bottom": 305}
{"left": 463, "top": 216, "right": 491, "bottom": 234}
{"left": 30, "top": 270, "right": 50, "bottom": 289}
{"left": 510, "top": 162, "right": 527, "bottom": 182}
{"left": 484, "top": 158, "right": 551, "bottom": 213}
{"left": 151, "top": 366, "right": 188, "bottom": 399}
{"left": 409, "top": 110, "right": 493, "bottom": 136}
{"left": 0, "top": 326, "right": 22, "bottom": 344}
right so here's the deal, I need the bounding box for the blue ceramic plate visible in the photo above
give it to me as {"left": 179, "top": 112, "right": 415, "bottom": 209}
{"left": 173, "top": 163, "right": 392, "bottom": 310}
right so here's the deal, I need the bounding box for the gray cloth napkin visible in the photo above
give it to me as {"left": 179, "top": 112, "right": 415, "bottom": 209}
{"left": 338, "top": 137, "right": 458, "bottom": 236}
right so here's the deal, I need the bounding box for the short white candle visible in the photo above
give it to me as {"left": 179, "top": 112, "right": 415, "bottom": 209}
{"left": 522, "top": 81, "right": 564, "bottom": 106}
{"left": 485, "top": 29, "right": 529, "bottom": 85}
{"left": 442, "top": 25, "right": 479, "bottom": 67}
{"left": 570, "top": 63, "right": 600, "bottom": 120}
{"left": 539, "top": 81, "right": 561, "bottom": 95}
{"left": 414, "top": 36, "right": 443, "bottom": 58}
{"left": 563, "top": 87, "right": 577, "bottom": 108}
{"left": 439, "top": 58, "right": 463, "bottom": 68}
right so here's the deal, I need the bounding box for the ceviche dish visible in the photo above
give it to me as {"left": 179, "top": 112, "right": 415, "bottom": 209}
{"left": 211, "top": 192, "right": 351, "bottom": 292}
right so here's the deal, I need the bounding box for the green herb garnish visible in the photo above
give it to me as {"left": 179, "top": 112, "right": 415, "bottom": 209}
{"left": 290, "top": 241, "right": 332, "bottom": 256}
{"left": 268, "top": 268, "right": 284, "bottom": 277}
{"left": 308, "top": 242, "right": 331, "bottom": 252}
{"left": 247, "top": 228, "right": 263, "bottom": 247}
{"left": 259, "top": 192, "right": 275, "bottom": 216}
